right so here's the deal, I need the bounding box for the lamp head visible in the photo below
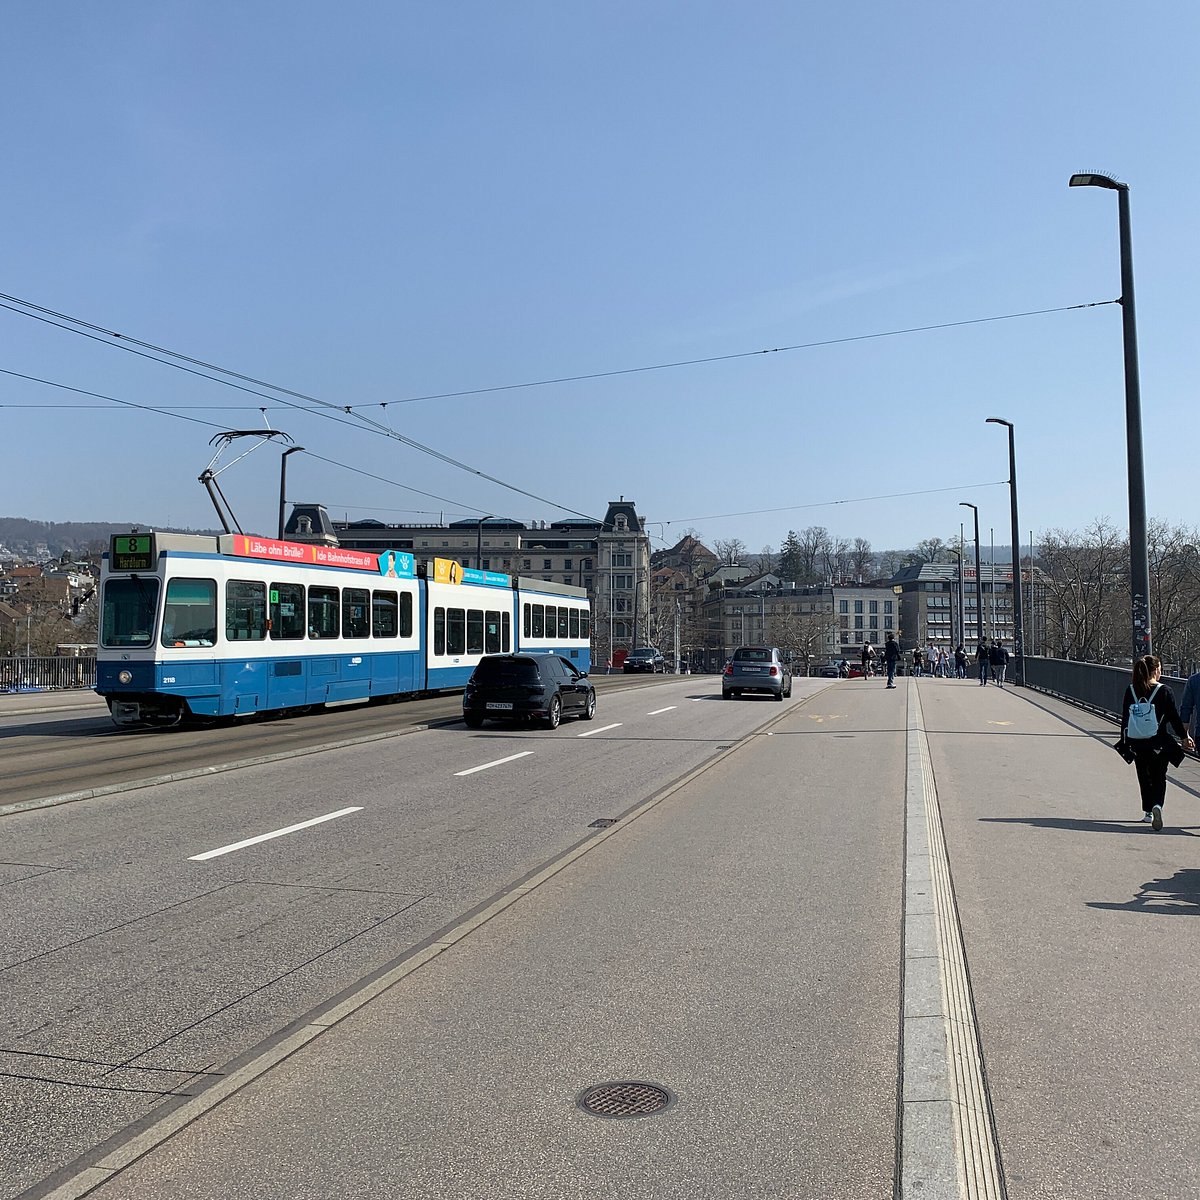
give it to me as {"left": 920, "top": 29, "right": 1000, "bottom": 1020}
{"left": 985, "top": 418, "right": 1011, "bottom": 429}
{"left": 959, "top": 501, "right": 978, "bottom": 513}
{"left": 1069, "top": 172, "right": 1125, "bottom": 191}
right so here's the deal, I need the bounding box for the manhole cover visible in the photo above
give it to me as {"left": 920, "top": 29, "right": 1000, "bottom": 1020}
{"left": 577, "top": 1080, "right": 675, "bottom": 1119}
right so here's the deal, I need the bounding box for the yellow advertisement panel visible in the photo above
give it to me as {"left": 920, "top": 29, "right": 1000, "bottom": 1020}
{"left": 432, "top": 557, "right": 464, "bottom": 585}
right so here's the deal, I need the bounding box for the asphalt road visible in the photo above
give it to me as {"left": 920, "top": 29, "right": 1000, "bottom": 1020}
{"left": 7, "top": 678, "right": 1200, "bottom": 1199}
{"left": 3, "top": 673, "right": 832, "bottom": 1199}
{"left": 0, "top": 674, "right": 670, "bottom": 811}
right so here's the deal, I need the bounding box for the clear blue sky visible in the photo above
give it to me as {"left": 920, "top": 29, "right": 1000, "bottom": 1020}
{"left": 2, "top": 2, "right": 1196, "bottom": 558}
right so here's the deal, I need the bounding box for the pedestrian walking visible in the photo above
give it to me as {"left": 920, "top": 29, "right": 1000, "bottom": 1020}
{"left": 884, "top": 632, "right": 900, "bottom": 688}
{"left": 954, "top": 644, "right": 967, "bottom": 679}
{"left": 990, "top": 640, "right": 1009, "bottom": 687}
{"left": 912, "top": 647, "right": 923, "bottom": 677}
{"left": 1118, "top": 655, "right": 1193, "bottom": 829}
{"left": 976, "top": 639, "right": 990, "bottom": 686}
{"left": 1179, "top": 667, "right": 1200, "bottom": 743}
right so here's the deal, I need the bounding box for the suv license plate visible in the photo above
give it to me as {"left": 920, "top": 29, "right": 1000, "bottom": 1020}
{"left": 486, "top": 702, "right": 514, "bottom": 711}
{"left": 742, "top": 666, "right": 763, "bottom": 673}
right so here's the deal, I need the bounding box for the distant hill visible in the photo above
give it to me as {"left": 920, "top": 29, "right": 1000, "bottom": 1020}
{"left": 0, "top": 517, "right": 218, "bottom": 559}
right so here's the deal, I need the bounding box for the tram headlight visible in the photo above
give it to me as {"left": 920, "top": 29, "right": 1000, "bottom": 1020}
{"left": 118, "top": 670, "right": 133, "bottom": 684}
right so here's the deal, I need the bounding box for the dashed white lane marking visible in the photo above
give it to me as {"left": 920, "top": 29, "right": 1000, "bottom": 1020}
{"left": 454, "top": 751, "right": 534, "bottom": 777}
{"left": 189, "top": 807, "right": 363, "bottom": 861}
{"left": 577, "top": 723, "right": 623, "bottom": 738}
{"left": 646, "top": 706, "right": 677, "bottom": 716}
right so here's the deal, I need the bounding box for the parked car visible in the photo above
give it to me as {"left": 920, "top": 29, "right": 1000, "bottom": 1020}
{"left": 623, "top": 647, "right": 667, "bottom": 674}
{"left": 463, "top": 654, "right": 596, "bottom": 729}
{"left": 817, "top": 663, "right": 841, "bottom": 678}
{"left": 723, "top": 646, "right": 792, "bottom": 701}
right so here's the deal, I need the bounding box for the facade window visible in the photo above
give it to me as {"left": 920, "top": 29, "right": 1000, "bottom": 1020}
{"left": 854, "top": 615, "right": 863, "bottom": 629}
{"left": 613, "top": 553, "right": 632, "bottom": 568}
{"left": 522, "top": 559, "right": 531, "bottom": 571}
{"left": 854, "top": 600, "right": 863, "bottom": 614}
{"left": 869, "top": 600, "right": 878, "bottom": 613}
{"left": 885, "top": 601, "right": 893, "bottom": 614}
{"left": 585, "top": 576, "right": 594, "bottom": 589}
{"left": 543, "top": 559, "right": 552, "bottom": 571}
{"left": 839, "top": 600, "right": 848, "bottom": 614}
{"left": 583, "top": 559, "right": 593, "bottom": 570}
{"left": 564, "top": 559, "right": 573, "bottom": 570}
{"left": 614, "top": 573, "right": 633, "bottom": 590}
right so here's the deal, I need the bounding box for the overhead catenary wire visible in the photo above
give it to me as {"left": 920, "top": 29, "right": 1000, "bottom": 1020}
{"left": 0, "top": 290, "right": 1116, "bottom": 528}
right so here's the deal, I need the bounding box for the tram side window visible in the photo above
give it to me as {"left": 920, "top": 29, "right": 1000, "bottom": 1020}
{"left": 308, "top": 586, "right": 340, "bottom": 639}
{"left": 558, "top": 608, "right": 569, "bottom": 638}
{"left": 447, "top": 608, "right": 465, "bottom": 655}
{"left": 485, "top": 610, "right": 501, "bottom": 654}
{"left": 569, "top": 609, "right": 579, "bottom": 638}
{"left": 226, "top": 581, "right": 267, "bottom": 642}
{"left": 162, "top": 578, "right": 217, "bottom": 647}
{"left": 502, "top": 611, "right": 511, "bottom": 652}
{"left": 434, "top": 608, "right": 446, "bottom": 655}
{"left": 270, "top": 582, "right": 305, "bottom": 640}
{"left": 343, "top": 588, "right": 370, "bottom": 638}
{"left": 467, "top": 609, "right": 484, "bottom": 655}
{"left": 523, "top": 603, "right": 531, "bottom": 638}
{"left": 399, "top": 591, "right": 413, "bottom": 637}
{"left": 531, "top": 604, "right": 544, "bottom": 638}
{"left": 580, "top": 611, "right": 590, "bottom": 640}
{"left": 101, "top": 578, "right": 160, "bottom": 648}
{"left": 372, "top": 590, "right": 398, "bottom": 638}
{"left": 544, "top": 605, "right": 557, "bottom": 639}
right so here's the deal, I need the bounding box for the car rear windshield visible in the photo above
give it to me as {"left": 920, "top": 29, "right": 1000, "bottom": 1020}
{"left": 733, "top": 648, "right": 771, "bottom": 663}
{"left": 629, "top": 649, "right": 656, "bottom": 658}
{"left": 472, "top": 658, "right": 539, "bottom": 684}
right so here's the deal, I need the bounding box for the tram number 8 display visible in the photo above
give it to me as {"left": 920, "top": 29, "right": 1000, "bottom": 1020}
{"left": 111, "top": 534, "right": 155, "bottom": 572}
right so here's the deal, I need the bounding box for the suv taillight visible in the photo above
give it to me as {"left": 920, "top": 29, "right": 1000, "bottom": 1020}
{"left": 724, "top": 664, "right": 733, "bottom": 675}
{"left": 769, "top": 666, "right": 779, "bottom": 676}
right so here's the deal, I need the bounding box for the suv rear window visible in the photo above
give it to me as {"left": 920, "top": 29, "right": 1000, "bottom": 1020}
{"left": 733, "top": 648, "right": 771, "bottom": 663}
{"left": 472, "top": 657, "right": 539, "bottom": 684}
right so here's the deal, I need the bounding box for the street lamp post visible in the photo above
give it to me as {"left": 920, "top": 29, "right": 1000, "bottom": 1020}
{"left": 986, "top": 417, "right": 1026, "bottom": 684}
{"left": 278, "top": 446, "right": 305, "bottom": 539}
{"left": 947, "top": 548, "right": 964, "bottom": 649}
{"left": 475, "top": 515, "right": 496, "bottom": 570}
{"left": 1069, "top": 172, "right": 1151, "bottom": 660}
{"left": 959, "top": 502, "right": 983, "bottom": 644}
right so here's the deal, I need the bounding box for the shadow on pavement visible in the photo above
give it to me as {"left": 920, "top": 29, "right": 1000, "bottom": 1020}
{"left": 1088, "top": 868, "right": 1200, "bottom": 916}
{"left": 978, "top": 816, "right": 1200, "bottom": 838}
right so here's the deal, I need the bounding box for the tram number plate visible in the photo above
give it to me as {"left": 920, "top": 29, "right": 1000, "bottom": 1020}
{"left": 486, "top": 702, "right": 514, "bottom": 711}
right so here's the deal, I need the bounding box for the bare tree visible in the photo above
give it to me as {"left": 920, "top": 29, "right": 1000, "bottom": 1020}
{"left": 820, "top": 536, "right": 850, "bottom": 583}
{"left": 796, "top": 526, "right": 830, "bottom": 582}
{"left": 1037, "top": 519, "right": 1127, "bottom": 661}
{"left": 754, "top": 544, "right": 775, "bottom": 575}
{"left": 915, "top": 536, "right": 948, "bottom": 563}
{"left": 849, "top": 537, "right": 874, "bottom": 580}
{"left": 712, "top": 537, "right": 748, "bottom": 567}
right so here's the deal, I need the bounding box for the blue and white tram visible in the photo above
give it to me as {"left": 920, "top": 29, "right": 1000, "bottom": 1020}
{"left": 97, "top": 531, "right": 591, "bottom": 727}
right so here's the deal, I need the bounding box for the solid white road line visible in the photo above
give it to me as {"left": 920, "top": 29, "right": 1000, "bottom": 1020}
{"left": 454, "top": 751, "right": 534, "bottom": 777}
{"left": 577, "top": 722, "right": 622, "bottom": 738}
{"left": 189, "top": 807, "right": 363, "bottom": 861}
{"left": 646, "top": 706, "right": 678, "bottom": 716}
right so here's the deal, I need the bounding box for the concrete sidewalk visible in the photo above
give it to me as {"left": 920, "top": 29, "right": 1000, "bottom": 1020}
{"left": 42, "top": 678, "right": 1200, "bottom": 1199}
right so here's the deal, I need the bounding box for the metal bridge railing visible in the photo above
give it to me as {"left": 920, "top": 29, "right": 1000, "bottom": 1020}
{"left": 1021, "top": 655, "right": 1186, "bottom": 721}
{"left": 0, "top": 656, "right": 97, "bottom": 692}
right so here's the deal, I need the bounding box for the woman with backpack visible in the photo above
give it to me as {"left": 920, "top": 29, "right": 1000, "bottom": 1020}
{"left": 1119, "top": 655, "right": 1194, "bottom": 829}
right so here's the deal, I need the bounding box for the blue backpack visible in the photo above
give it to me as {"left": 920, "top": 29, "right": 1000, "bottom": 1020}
{"left": 1126, "top": 684, "right": 1162, "bottom": 741}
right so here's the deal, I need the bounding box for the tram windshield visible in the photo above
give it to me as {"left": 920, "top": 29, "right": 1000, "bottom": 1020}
{"left": 101, "top": 578, "right": 161, "bottom": 648}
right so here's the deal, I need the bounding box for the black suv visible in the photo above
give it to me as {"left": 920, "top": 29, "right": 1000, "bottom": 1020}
{"left": 463, "top": 654, "right": 596, "bottom": 729}
{"left": 623, "top": 647, "right": 667, "bottom": 674}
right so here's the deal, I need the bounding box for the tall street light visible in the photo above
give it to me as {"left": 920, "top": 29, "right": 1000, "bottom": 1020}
{"left": 959, "top": 502, "right": 983, "bottom": 644}
{"left": 1069, "top": 172, "right": 1151, "bottom": 660}
{"left": 278, "top": 446, "right": 305, "bottom": 539}
{"left": 475, "top": 515, "right": 498, "bottom": 570}
{"left": 986, "top": 418, "right": 1026, "bottom": 684}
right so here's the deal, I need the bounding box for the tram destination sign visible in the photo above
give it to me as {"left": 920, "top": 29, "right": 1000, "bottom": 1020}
{"left": 110, "top": 534, "right": 155, "bottom": 572}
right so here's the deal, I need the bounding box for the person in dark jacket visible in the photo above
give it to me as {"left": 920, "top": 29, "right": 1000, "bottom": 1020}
{"left": 976, "top": 640, "right": 990, "bottom": 686}
{"left": 954, "top": 644, "right": 967, "bottom": 679}
{"left": 1118, "top": 655, "right": 1194, "bottom": 829}
{"left": 883, "top": 632, "right": 901, "bottom": 688}
{"left": 989, "top": 640, "right": 1009, "bottom": 687}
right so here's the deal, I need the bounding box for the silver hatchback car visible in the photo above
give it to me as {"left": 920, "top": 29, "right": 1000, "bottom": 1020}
{"left": 722, "top": 646, "right": 792, "bottom": 700}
